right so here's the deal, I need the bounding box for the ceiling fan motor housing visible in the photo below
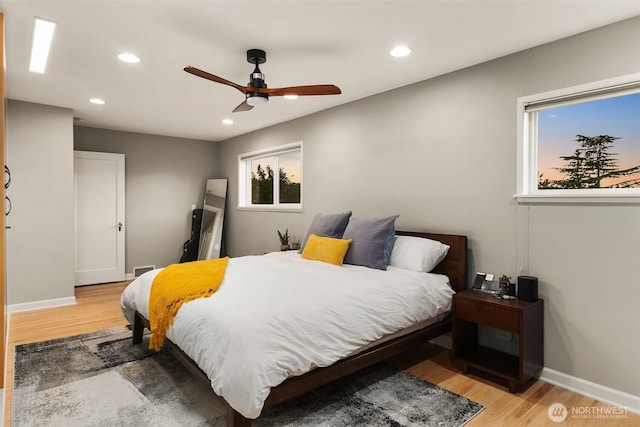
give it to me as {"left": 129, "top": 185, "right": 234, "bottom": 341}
{"left": 247, "top": 70, "right": 268, "bottom": 105}
{"left": 249, "top": 68, "right": 267, "bottom": 90}
{"left": 246, "top": 49, "right": 268, "bottom": 105}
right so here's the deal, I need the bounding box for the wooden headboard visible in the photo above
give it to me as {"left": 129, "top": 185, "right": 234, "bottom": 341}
{"left": 396, "top": 231, "right": 468, "bottom": 292}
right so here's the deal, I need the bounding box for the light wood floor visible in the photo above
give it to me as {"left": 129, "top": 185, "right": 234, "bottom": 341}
{"left": 4, "top": 282, "right": 638, "bottom": 426}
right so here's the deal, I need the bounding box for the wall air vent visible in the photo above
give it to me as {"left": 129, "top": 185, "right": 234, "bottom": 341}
{"left": 133, "top": 265, "right": 155, "bottom": 278}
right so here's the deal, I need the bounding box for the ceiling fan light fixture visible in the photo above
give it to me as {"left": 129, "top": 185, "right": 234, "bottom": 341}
{"left": 284, "top": 94, "right": 299, "bottom": 100}
{"left": 246, "top": 93, "right": 269, "bottom": 107}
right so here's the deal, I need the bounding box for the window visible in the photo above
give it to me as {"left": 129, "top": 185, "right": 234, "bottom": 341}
{"left": 238, "top": 142, "right": 302, "bottom": 210}
{"left": 516, "top": 74, "right": 640, "bottom": 203}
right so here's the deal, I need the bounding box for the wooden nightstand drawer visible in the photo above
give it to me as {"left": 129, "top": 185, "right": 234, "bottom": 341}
{"left": 455, "top": 299, "right": 519, "bottom": 332}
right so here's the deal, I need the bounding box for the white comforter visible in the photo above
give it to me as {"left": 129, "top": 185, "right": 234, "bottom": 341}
{"left": 120, "top": 251, "right": 454, "bottom": 419}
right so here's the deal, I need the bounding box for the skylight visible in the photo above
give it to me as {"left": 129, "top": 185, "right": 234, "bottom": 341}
{"left": 29, "top": 18, "right": 56, "bottom": 73}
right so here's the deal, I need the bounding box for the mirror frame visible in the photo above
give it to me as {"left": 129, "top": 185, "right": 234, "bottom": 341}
{"left": 198, "top": 179, "right": 227, "bottom": 260}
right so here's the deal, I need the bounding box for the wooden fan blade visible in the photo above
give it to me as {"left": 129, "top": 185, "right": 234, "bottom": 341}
{"left": 184, "top": 66, "right": 247, "bottom": 94}
{"left": 265, "top": 85, "right": 342, "bottom": 97}
{"left": 232, "top": 100, "right": 253, "bottom": 113}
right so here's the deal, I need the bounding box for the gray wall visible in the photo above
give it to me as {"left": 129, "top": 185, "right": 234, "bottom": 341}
{"left": 218, "top": 17, "right": 640, "bottom": 397}
{"left": 5, "top": 14, "right": 638, "bottom": 401}
{"left": 74, "top": 127, "right": 220, "bottom": 273}
{"left": 6, "top": 100, "right": 75, "bottom": 305}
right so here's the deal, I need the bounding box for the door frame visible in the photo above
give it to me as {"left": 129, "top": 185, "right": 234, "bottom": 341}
{"left": 74, "top": 151, "right": 125, "bottom": 285}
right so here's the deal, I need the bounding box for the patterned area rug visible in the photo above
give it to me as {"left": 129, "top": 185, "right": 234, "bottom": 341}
{"left": 13, "top": 327, "right": 484, "bottom": 426}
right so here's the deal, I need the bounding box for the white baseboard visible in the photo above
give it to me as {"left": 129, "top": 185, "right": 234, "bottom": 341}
{"left": 540, "top": 367, "right": 640, "bottom": 415}
{"left": 430, "top": 333, "right": 639, "bottom": 415}
{"left": 125, "top": 273, "right": 134, "bottom": 280}
{"left": 0, "top": 388, "right": 4, "bottom": 427}
{"left": 7, "top": 296, "right": 76, "bottom": 314}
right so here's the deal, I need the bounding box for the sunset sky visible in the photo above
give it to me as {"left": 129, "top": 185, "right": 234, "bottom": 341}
{"left": 251, "top": 151, "right": 301, "bottom": 183}
{"left": 538, "top": 92, "right": 640, "bottom": 187}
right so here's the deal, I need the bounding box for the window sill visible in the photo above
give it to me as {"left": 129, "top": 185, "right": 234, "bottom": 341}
{"left": 237, "top": 205, "right": 303, "bottom": 213}
{"left": 514, "top": 193, "right": 640, "bottom": 205}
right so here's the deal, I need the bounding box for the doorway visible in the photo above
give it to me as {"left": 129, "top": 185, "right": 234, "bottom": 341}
{"left": 74, "top": 151, "right": 125, "bottom": 285}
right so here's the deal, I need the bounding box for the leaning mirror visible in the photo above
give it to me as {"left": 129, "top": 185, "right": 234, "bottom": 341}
{"left": 198, "top": 179, "right": 227, "bottom": 260}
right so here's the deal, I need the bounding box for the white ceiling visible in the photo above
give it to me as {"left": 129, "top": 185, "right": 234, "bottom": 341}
{"left": 2, "top": 1, "right": 639, "bottom": 142}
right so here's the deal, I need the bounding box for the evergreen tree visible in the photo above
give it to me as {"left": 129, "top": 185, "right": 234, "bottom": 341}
{"left": 550, "top": 148, "right": 589, "bottom": 189}
{"left": 539, "top": 134, "right": 640, "bottom": 189}
{"left": 279, "top": 167, "right": 300, "bottom": 203}
{"left": 251, "top": 164, "right": 300, "bottom": 203}
{"left": 251, "top": 164, "right": 273, "bottom": 204}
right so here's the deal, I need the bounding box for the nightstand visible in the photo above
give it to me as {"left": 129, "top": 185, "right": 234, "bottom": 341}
{"left": 452, "top": 290, "right": 543, "bottom": 392}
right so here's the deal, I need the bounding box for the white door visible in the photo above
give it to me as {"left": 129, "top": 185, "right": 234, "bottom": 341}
{"left": 74, "top": 151, "right": 125, "bottom": 285}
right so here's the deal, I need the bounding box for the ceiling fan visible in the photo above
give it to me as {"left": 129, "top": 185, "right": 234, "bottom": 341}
{"left": 184, "top": 49, "right": 342, "bottom": 113}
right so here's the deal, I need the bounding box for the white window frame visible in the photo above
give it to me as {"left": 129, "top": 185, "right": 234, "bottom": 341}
{"left": 515, "top": 73, "right": 640, "bottom": 204}
{"left": 238, "top": 141, "right": 303, "bottom": 212}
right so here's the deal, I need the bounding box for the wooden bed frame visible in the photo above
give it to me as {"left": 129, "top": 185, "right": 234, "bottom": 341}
{"left": 131, "top": 231, "right": 468, "bottom": 427}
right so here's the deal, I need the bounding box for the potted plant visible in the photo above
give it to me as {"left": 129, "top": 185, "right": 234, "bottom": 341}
{"left": 277, "top": 229, "right": 291, "bottom": 251}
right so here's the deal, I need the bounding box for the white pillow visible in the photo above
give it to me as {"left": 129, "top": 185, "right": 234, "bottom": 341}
{"left": 389, "top": 236, "right": 450, "bottom": 272}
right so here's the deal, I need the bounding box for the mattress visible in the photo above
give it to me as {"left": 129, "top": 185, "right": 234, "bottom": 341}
{"left": 121, "top": 251, "right": 454, "bottom": 418}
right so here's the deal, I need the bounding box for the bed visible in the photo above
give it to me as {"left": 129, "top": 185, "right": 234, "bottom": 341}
{"left": 121, "top": 229, "right": 468, "bottom": 427}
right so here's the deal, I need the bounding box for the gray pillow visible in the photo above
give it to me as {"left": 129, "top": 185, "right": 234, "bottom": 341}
{"left": 342, "top": 215, "right": 398, "bottom": 270}
{"left": 299, "top": 211, "right": 352, "bottom": 252}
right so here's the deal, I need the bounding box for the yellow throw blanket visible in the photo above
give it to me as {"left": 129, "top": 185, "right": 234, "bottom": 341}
{"left": 148, "top": 257, "right": 229, "bottom": 351}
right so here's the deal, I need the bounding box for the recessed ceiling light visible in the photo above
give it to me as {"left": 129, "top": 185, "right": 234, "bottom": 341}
{"left": 118, "top": 52, "right": 140, "bottom": 64}
{"left": 390, "top": 45, "right": 412, "bottom": 58}
{"left": 89, "top": 98, "right": 106, "bottom": 105}
{"left": 284, "top": 94, "right": 299, "bottom": 100}
{"left": 222, "top": 118, "right": 234, "bottom": 125}
{"left": 29, "top": 18, "right": 56, "bottom": 73}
